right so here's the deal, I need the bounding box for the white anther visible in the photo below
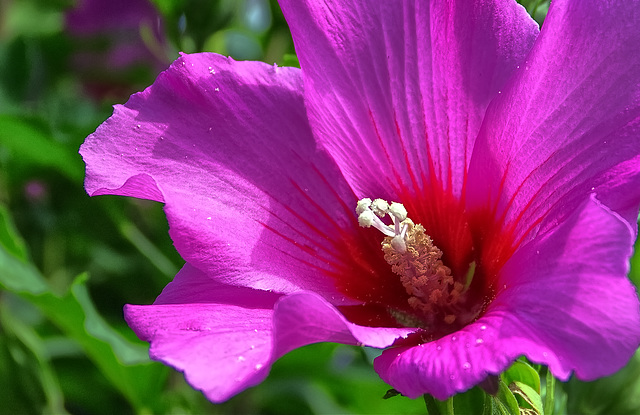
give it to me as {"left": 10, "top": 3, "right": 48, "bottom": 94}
{"left": 389, "top": 203, "right": 407, "bottom": 222}
{"left": 358, "top": 210, "right": 375, "bottom": 227}
{"left": 356, "top": 198, "right": 372, "bottom": 215}
{"left": 371, "top": 199, "right": 389, "bottom": 217}
{"left": 356, "top": 198, "right": 410, "bottom": 242}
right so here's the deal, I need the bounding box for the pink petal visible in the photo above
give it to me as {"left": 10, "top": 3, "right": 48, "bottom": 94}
{"left": 273, "top": 291, "right": 413, "bottom": 357}
{"left": 467, "top": 0, "right": 640, "bottom": 243}
{"left": 375, "top": 195, "right": 640, "bottom": 399}
{"left": 66, "top": 0, "right": 167, "bottom": 71}
{"left": 126, "top": 265, "right": 412, "bottom": 402}
{"left": 279, "top": 0, "right": 538, "bottom": 198}
{"left": 153, "top": 264, "right": 282, "bottom": 307}
{"left": 125, "top": 302, "right": 274, "bottom": 403}
{"left": 80, "top": 53, "right": 361, "bottom": 299}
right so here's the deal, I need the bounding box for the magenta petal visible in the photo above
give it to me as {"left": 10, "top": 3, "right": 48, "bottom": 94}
{"left": 279, "top": 0, "right": 538, "bottom": 197}
{"left": 125, "top": 303, "right": 274, "bottom": 403}
{"left": 272, "top": 292, "right": 413, "bottom": 357}
{"left": 66, "top": 0, "right": 167, "bottom": 72}
{"left": 125, "top": 265, "right": 411, "bottom": 402}
{"left": 494, "top": 195, "right": 640, "bottom": 380}
{"left": 90, "top": 173, "right": 165, "bottom": 202}
{"left": 375, "top": 195, "right": 640, "bottom": 399}
{"left": 124, "top": 266, "right": 280, "bottom": 403}
{"left": 84, "top": 0, "right": 640, "bottom": 404}
{"left": 467, "top": 0, "right": 640, "bottom": 240}
{"left": 153, "top": 264, "right": 282, "bottom": 307}
{"left": 80, "top": 53, "right": 360, "bottom": 298}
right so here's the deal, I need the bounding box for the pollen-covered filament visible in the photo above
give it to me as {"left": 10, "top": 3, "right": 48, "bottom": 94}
{"left": 357, "top": 198, "right": 464, "bottom": 326}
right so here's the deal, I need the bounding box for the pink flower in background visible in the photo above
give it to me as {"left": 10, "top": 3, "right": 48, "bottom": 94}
{"left": 66, "top": 0, "right": 170, "bottom": 99}
{"left": 80, "top": 0, "right": 640, "bottom": 403}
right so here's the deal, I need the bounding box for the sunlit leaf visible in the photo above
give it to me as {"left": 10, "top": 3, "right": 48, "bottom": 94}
{"left": 148, "top": 0, "right": 187, "bottom": 17}
{"left": 493, "top": 379, "right": 520, "bottom": 415}
{"left": 281, "top": 53, "right": 300, "bottom": 68}
{"left": 503, "top": 359, "right": 541, "bottom": 393}
{"left": 510, "top": 381, "right": 543, "bottom": 414}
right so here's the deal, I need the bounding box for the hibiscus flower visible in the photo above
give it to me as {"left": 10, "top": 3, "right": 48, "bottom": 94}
{"left": 80, "top": 0, "right": 640, "bottom": 403}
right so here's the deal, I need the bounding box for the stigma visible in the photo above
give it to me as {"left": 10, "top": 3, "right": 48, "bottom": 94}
{"left": 356, "top": 198, "right": 464, "bottom": 325}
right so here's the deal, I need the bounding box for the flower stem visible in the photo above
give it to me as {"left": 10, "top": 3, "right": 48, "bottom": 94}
{"left": 423, "top": 394, "right": 454, "bottom": 415}
{"left": 544, "top": 369, "right": 556, "bottom": 415}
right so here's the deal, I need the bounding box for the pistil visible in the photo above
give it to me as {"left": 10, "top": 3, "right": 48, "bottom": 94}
{"left": 356, "top": 198, "right": 464, "bottom": 326}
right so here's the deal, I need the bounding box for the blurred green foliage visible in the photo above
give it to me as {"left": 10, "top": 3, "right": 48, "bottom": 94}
{"left": 0, "top": 0, "right": 638, "bottom": 414}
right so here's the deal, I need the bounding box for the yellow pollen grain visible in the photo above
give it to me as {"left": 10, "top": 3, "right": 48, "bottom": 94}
{"left": 382, "top": 222, "right": 463, "bottom": 321}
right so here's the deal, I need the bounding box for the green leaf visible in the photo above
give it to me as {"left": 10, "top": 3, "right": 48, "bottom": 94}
{"left": 23, "top": 275, "right": 168, "bottom": 411}
{"left": 451, "top": 386, "right": 493, "bottom": 415}
{"left": 3, "top": 0, "right": 63, "bottom": 37}
{"left": 0, "top": 230, "right": 49, "bottom": 295}
{"left": 565, "top": 349, "right": 640, "bottom": 415}
{"left": 281, "top": 53, "right": 300, "bottom": 68}
{"left": 148, "top": 0, "right": 186, "bottom": 16}
{"left": 1, "top": 300, "right": 69, "bottom": 415}
{"left": 245, "top": 343, "right": 426, "bottom": 414}
{"left": 68, "top": 274, "right": 152, "bottom": 365}
{"left": 0, "top": 114, "right": 84, "bottom": 182}
{"left": 492, "top": 379, "right": 520, "bottom": 415}
{"left": 511, "top": 381, "right": 543, "bottom": 414}
{"left": 630, "top": 235, "right": 640, "bottom": 289}
{"left": 503, "top": 359, "right": 541, "bottom": 393}
{"left": 0, "top": 233, "right": 168, "bottom": 412}
{"left": 0, "top": 204, "right": 28, "bottom": 261}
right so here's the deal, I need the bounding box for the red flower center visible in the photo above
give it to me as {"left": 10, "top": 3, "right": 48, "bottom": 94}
{"left": 333, "top": 180, "right": 517, "bottom": 341}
